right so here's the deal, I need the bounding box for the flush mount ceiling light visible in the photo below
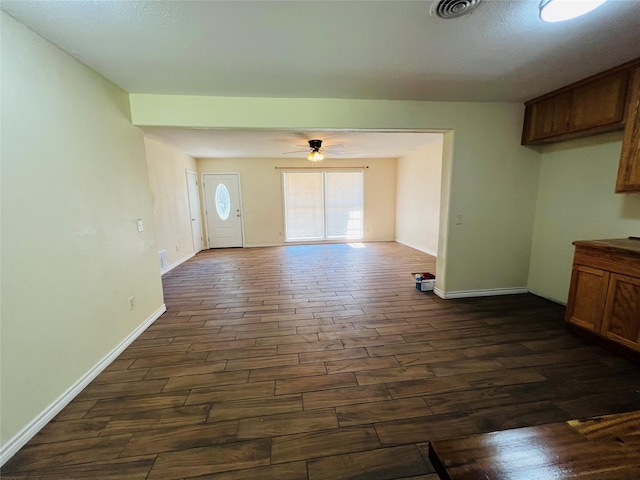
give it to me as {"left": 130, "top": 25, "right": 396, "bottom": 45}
{"left": 539, "top": 0, "right": 608, "bottom": 22}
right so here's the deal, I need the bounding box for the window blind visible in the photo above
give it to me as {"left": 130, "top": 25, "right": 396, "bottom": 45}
{"left": 283, "top": 172, "right": 324, "bottom": 241}
{"left": 325, "top": 172, "right": 364, "bottom": 239}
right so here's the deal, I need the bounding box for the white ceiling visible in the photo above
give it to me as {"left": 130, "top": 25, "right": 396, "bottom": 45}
{"left": 3, "top": 0, "right": 640, "bottom": 158}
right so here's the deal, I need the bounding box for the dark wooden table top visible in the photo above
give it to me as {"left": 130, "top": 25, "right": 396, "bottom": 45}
{"left": 429, "top": 410, "right": 640, "bottom": 480}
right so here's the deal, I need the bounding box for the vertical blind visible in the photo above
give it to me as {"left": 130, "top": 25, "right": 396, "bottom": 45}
{"left": 283, "top": 171, "right": 364, "bottom": 242}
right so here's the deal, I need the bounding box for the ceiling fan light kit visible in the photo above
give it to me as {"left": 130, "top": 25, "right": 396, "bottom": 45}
{"left": 282, "top": 138, "right": 346, "bottom": 162}
{"left": 539, "top": 0, "right": 608, "bottom": 22}
{"left": 307, "top": 150, "right": 325, "bottom": 162}
{"left": 307, "top": 139, "right": 325, "bottom": 162}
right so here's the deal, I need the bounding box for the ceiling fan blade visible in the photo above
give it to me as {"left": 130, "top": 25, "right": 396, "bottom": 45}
{"left": 282, "top": 149, "right": 310, "bottom": 155}
{"left": 323, "top": 144, "right": 345, "bottom": 150}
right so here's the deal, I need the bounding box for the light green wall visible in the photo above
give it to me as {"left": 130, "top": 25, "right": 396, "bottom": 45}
{"left": 0, "top": 13, "right": 164, "bottom": 447}
{"left": 527, "top": 132, "right": 640, "bottom": 304}
{"left": 144, "top": 137, "right": 198, "bottom": 266}
{"left": 197, "top": 157, "right": 396, "bottom": 247}
{"left": 130, "top": 95, "right": 541, "bottom": 294}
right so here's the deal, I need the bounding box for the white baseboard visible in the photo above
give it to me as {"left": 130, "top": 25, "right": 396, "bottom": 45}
{"left": 434, "top": 287, "right": 528, "bottom": 299}
{"left": 0, "top": 304, "right": 167, "bottom": 467}
{"left": 394, "top": 239, "right": 438, "bottom": 257}
{"left": 161, "top": 252, "right": 196, "bottom": 275}
{"left": 243, "top": 243, "right": 281, "bottom": 248}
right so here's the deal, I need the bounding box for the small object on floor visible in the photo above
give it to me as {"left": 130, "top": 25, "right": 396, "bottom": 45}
{"left": 412, "top": 272, "right": 435, "bottom": 292}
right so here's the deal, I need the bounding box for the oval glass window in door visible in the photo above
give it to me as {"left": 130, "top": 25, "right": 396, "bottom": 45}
{"left": 215, "top": 183, "right": 231, "bottom": 220}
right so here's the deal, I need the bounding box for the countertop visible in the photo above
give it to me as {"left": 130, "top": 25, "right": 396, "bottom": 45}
{"left": 573, "top": 237, "right": 640, "bottom": 257}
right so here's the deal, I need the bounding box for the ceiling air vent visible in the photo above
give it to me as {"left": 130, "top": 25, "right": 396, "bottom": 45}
{"left": 432, "top": 0, "right": 482, "bottom": 19}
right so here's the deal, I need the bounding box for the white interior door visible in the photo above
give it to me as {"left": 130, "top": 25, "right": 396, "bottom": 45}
{"left": 186, "top": 170, "right": 203, "bottom": 253}
{"left": 203, "top": 173, "right": 243, "bottom": 248}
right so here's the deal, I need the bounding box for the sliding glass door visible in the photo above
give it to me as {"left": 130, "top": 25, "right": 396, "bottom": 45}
{"left": 283, "top": 171, "right": 364, "bottom": 242}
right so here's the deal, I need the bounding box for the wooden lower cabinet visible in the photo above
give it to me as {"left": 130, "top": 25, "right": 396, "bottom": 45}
{"left": 566, "top": 265, "right": 609, "bottom": 333}
{"left": 566, "top": 239, "right": 640, "bottom": 354}
{"left": 602, "top": 273, "right": 640, "bottom": 350}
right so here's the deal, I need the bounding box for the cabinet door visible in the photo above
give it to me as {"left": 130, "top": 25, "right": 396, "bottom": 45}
{"left": 526, "top": 91, "right": 572, "bottom": 142}
{"left": 616, "top": 66, "right": 640, "bottom": 193}
{"left": 569, "top": 70, "right": 629, "bottom": 132}
{"left": 565, "top": 266, "right": 609, "bottom": 332}
{"left": 601, "top": 273, "right": 640, "bottom": 351}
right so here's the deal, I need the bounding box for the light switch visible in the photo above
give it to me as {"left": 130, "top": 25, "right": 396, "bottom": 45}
{"left": 137, "top": 219, "right": 144, "bottom": 232}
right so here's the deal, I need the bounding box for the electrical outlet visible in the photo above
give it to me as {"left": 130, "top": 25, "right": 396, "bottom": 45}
{"left": 175, "top": 244, "right": 180, "bottom": 251}
{"left": 128, "top": 296, "right": 135, "bottom": 311}
{"left": 455, "top": 214, "right": 463, "bottom": 225}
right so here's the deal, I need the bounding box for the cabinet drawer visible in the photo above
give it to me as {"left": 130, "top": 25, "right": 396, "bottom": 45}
{"left": 574, "top": 247, "right": 640, "bottom": 278}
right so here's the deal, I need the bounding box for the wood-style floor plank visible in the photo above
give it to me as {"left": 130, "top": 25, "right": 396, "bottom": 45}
{"left": 271, "top": 426, "right": 381, "bottom": 464}
{"left": 147, "top": 439, "right": 271, "bottom": 480}
{"left": 184, "top": 460, "right": 308, "bottom": 480}
{"left": 236, "top": 408, "right": 339, "bottom": 439}
{"left": 3, "top": 242, "right": 639, "bottom": 479}
{"left": 120, "top": 421, "right": 239, "bottom": 457}
{"left": 307, "top": 445, "right": 432, "bottom": 480}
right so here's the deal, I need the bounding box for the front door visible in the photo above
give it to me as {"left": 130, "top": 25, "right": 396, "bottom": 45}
{"left": 203, "top": 173, "right": 243, "bottom": 248}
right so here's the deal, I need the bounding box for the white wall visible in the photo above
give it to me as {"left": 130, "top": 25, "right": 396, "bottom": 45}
{"left": 0, "top": 12, "right": 165, "bottom": 457}
{"left": 395, "top": 137, "right": 443, "bottom": 256}
{"left": 527, "top": 131, "right": 640, "bottom": 304}
{"left": 144, "top": 137, "right": 198, "bottom": 270}
{"left": 197, "top": 157, "right": 396, "bottom": 247}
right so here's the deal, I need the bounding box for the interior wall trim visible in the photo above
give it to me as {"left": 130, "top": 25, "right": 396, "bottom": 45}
{"left": 0, "top": 304, "right": 167, "bottom": 467}
{"left": 434, "top": 287, "right": 529, "bottom": 299}
{"left": 161, "top": 252, "right": 196, "bottom": 276}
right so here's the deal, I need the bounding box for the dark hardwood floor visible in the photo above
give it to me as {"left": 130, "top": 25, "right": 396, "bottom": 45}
{"left": 3, "top": 242, "right": 639, "bottom": 479}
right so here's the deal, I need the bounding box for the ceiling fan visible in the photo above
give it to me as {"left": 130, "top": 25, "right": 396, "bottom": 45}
{"left": 282, "top": 139, "right": 345, "bottom": 162}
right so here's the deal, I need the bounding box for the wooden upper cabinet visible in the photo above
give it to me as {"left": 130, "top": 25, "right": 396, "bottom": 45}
{"left": 616, "top": 66, "right": 640, "bottom": 193}
{"left": 522, "top": 67, "right": 630, "bottom": 145}
{"left": 525, "top": 91, "right": 571, "bottom": 142}
{"left": 569, "top": 70, "right": 629, "bottom": 131}
{"left": 522, "top": 57, "right": 640, "bottom": 192}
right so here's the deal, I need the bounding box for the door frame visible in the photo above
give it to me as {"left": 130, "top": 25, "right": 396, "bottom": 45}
{"left": 202, "top": 172, "right": 245, "bottom": 249}
{"left": 185, "top": 169, "right": 203, "bottom": 254}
